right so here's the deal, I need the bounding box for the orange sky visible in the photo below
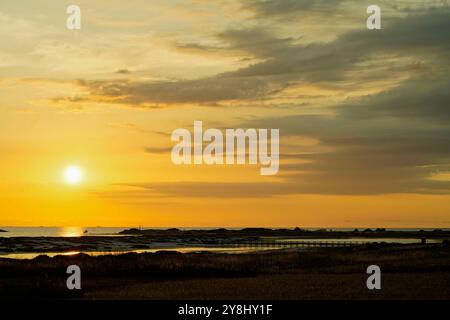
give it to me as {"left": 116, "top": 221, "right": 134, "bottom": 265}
{"left": 0, "top": 0, "right": 449, "bottom": 227}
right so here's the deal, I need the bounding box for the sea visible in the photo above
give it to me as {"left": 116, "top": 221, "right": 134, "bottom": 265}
{"left": 0, "top": 226, "right": 448, "bottom": 238}
{"left": 1, "top": 226, "right": 447, "bottom": 259}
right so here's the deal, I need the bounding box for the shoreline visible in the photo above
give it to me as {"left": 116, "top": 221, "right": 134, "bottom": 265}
{"left": 1, "top": 228, "right": 449, "bottom": 259}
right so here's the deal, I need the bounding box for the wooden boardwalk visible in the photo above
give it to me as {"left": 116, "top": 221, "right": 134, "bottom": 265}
{"left": 218, "top": 240, "right": 366, "bottom": 248}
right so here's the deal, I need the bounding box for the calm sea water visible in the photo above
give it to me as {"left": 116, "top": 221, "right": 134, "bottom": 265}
{"left": 1, "top": 237, "right": 442, "bottom": 260}
{"left": 0, "top": 226, "right": 448, "bottom": 238}
{"left": 0, "top": 227, "right": 126, "bottom": 237}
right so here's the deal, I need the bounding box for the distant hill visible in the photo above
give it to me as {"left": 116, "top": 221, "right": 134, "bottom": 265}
{"left": 0, "top": 229, "right": 7, "bottom": 233}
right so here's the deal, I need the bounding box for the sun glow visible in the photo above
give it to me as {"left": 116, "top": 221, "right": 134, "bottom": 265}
{"left": 63, "top": 165, "right": 84, "bottom": 185}
{"left": 59, "top": 226, "right": 84, "bottom": 237}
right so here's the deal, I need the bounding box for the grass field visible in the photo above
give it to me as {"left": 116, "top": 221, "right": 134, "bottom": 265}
{"left": 1, "top": 244, "right": 450, "bottom": 299}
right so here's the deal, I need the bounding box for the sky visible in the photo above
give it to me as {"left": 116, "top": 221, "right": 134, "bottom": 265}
{"left": 0, "top": 0, "right": 449, "bottom": 227}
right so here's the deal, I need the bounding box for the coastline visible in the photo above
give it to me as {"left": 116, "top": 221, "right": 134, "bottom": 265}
{"left": 1, "top": 228, "right": 449, "bottom": 259}
{"left": 1, "top": 228, "right": 450, "bottom": 299}
{"left": 1, "top": 243, "right": 450, "bottom": 299}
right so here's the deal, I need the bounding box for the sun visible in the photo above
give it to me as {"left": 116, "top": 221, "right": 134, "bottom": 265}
{"left": 63, "top": 165, "right": 84, "bottom": 185}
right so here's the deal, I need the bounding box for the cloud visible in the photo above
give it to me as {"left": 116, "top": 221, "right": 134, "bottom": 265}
{"left": 116, "top": 69, "right": 131, "bottom": 74}
{"left": 46, "top": 6, "right": 450, "bottom": 197}
{"left": 130, "top": 71, "right": 450, "bottom": 197}
{"left": 229, "top": 9, "right": 450, "bottom": 81}
{"left": 243, "top": 0, "right": 347, "bottom": 17}
{"left": 244, "top": 0, "right": 450, "bottom": 19}
{"left": 341, "top": 75, "right": 450, "bottom": 123}
{"left": 144, "top": 147, "right": 173, "bottom": 154}
{"left": 70, "top": 8, "right": 450, "bottom": 107}
{"left": 80, "top": 76, "right": 281, "bottom": 105}
{"left": 242, "top": 75, "right": 450, "bottom": 195}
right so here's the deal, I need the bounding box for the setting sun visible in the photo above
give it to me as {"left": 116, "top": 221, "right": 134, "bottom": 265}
{"left": 63, "top": 166, "right": 84, "bottom": 185}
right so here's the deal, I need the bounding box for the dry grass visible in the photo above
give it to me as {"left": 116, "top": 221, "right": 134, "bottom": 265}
{"left": 1, "top": 244, "right": 450, "bottom": 299}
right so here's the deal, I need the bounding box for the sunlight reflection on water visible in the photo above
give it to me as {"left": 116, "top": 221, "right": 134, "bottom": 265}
{"left": 59, "top": 227, "right": 85, "bottom": 237}
{"left": 0, "top": 247, "right": 270, "bottom": 260}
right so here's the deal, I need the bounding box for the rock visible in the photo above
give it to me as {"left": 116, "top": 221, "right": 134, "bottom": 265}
{"left": 119, "top": 228, "right": 141, "bottom": 235}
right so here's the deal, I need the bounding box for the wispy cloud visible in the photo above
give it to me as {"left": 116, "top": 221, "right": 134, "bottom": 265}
{"left": 63, "top": 9, "right": 449, "bottom": 109}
